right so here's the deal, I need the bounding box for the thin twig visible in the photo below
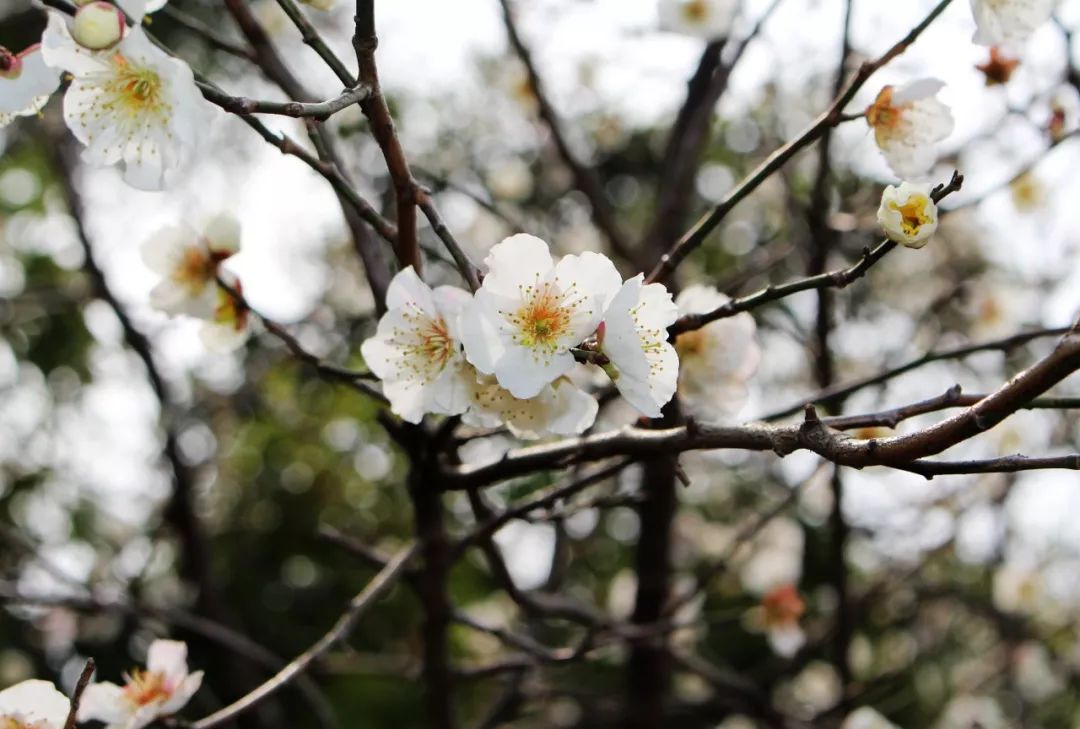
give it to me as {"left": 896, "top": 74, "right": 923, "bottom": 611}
{"left": 190, "top": 542, "right": 417, "bottom": 729}
{"left": 63, "top": 659, "right": 95, "bottom": 729}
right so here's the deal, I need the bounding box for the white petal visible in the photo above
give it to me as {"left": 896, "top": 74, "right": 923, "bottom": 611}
{"left": 0, "top": 46, "right": 61, "bottom": 115}
{"left": 381, "top": 378, "right": 428, "bottom": 423}
{"left": 458, "top": 291, "right": 505, "bottom": 375}
{"left": 147, "top": 640, "right": 189, "bottom": 685}
{"left": 495, "top": 344, "right": 575, "bottom": 399}
{"left": 553, "top": 250, "right": 622, "bottom": 311}
{"left": 480, "top": 234, "right": 553, "bottom": 299}
{"left": 200, "top": 321, "right": 249, "bottom": 353}
{"left": 385, "top": 266, "right": 436, "bottom": 316}
{"left": 659, "top": 0, "right": 736, "bottom": 39}
{"left": 159, "top": 671, "right": 202, "bottom": 715}
{"left": 203, "top": 213, "right": 241, "bottom": 256}
{"left": 842, "top": 707, "right": 902, "bottom": 729}
{"left": 891, "top": 77, "right": 945, "bottom": 105}
{"left": 432, "top": 285, "right": 471, "bottom": 341}
{"left": 545, "top": 378, "right": 598, "bottom": 435}
{"left": 0, "top": 680, "right": 71, "bottom": 729}
{"left": 767, "top": 624, "right": 805, "bottom": 658}
{"left": 77, "top": 682, "right": 130, "bottom": 725}
{"left": 140, "top": 225, "right": 195, "bottom": 275}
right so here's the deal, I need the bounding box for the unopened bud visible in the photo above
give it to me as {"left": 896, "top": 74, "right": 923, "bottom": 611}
{"left": 0, "top": 47, "right": 21, "bottom": 78}
{"left": 72, "top": 2, "right": 126, "bottom": 51}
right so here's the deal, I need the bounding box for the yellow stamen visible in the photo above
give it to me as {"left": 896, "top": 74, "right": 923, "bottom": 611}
{"left": 103, "top": 53, "right": 168, "bottom": 119}
{"left": 889, "top": 195, "right": 932, "bottom": 237}
{"left": 681, "top": 0, "right": 709, "bottom": 23}
{"left": 123, "top": 669, "right": 172, "bottom": 707}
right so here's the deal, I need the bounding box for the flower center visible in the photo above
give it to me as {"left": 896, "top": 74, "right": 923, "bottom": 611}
{"left": 865, "top": 86, "right": 901, "bottom": 130}
{"left": 507, "top": 281, "right": 574, "bottom": 351}
{"left": 675, "top": 329, "right": 706, "bottom": 360}
{"left": 214, "top": 286, "right": 249, "bottom": 333}
{"left": 1, "top": 716, "right": 49, "bottom": 729}
{"left": 889, "top": 196, "right": 931, "bottom": 237}
{"left": 681, "top": 0, "right": 709, "bottom": 22}
{"left": 123, "top": 669, "right": 172, "bottom": 708}
{"left": 105, "top": 54, "right": 168, "bottom": 119}
{"left": 402, "top": 313, "right": 454, "bottom": 375}
{"left": 174, "top": 246, "right": 214, "bottom": 291}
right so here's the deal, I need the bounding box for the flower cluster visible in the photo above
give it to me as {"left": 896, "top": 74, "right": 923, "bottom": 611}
{"left": 141, "top": 214, "right": 251, "bottom": 352}
{"left": 363, "top": 236, "right": 759, "bottom": 437}
{"left": 0, "top": 0, "right": 214, "bottom": 190}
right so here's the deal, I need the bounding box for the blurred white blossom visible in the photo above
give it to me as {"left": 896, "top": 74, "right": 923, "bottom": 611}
{"left": 658, "top": 0, "right": 736, "bottom": 40}
{"left": 866, "top": 79, "right": 953, "bottom": 180}
{"left": 970, "top": 0, "right": 1057, "bottom": 47}
{"left": 0, "top": 679, "right": 70, "bottom": 729}
{"left": 141, "top": 213, "right": 241, "bottom": 318}
{"left": 673, "top": 285, "right": 760, "bottom": 420}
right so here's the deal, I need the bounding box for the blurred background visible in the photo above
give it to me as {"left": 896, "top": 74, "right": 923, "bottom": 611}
{"left": 2, "top": 0, "right": 1080, "bottom": 726}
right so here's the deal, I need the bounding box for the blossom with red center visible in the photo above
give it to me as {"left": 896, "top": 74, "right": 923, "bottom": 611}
{"left": 866, "top": 79, "right": 953, "bottom": 180}
{"left": 460, "top": 234, "right": 621, "bottom": 399}
{"left": 79, "top": 639, "right": 203, "bottom": 729}
{"left": 759, "top": 583, "right": 806, "bottom": 657}
{"left": 976, "top": 47, "right": 1020, "bottom": 86}
{"left": 0, "top": 680, "right": 70, "bottom": 729}
{"left": 200, "top": 273, "right": 252, "bottom": 353}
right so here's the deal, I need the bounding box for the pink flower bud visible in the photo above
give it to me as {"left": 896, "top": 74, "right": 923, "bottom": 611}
{"left": 0, "top": 47, "right": 22, "bottom": 79}
{"left": 72, "top": 2, "right": 126, "bottom": 51}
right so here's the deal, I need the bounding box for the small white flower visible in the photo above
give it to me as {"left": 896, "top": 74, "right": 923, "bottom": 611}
{"left": 658, "top": 0, "right": 736, "bottom": 40}
{"left": 0, "top": 679, "right": 71, "bottom": 729}
{"left": 199, "top": 273, "right": 251, "bottom": 353}
{"left": 673, "top": 285, "right": 760, "bottom": 420}
{"left": 0, "top": 45, "right": 61, "bottom": 128}
{"left": 842, "top": 707, "right": 902, "bottom": 729}
{"left": 72, "top": 2, "right": 126, "bottom": 50}
{"left": 361, "top": 267, "right": 473, "bottom": 424}
{"left": 79, "top": 639, "right": 203, "bottom": 729}
{"left": 598, "top": 274, "right": 679, "bottom": 418}
{"left": 464, "top": 369, "right": 598, "bottom": 440}
{"left": 141, "top": 213, "right": 241, "bottom": 317}
{"left": 971, "top": 0, "right": 1057, "bottom": 47}
{"left": 755, "top": 584, "right": 806, "bottom": 658}
{"left": 866, "top": 78, "right": 954, "bottom": 180}
{"left": 876, "top": 182, "right": 938, "bottom": 249}
{"left": 42, "top": 14, "right": 211, "bottom": 190}
{"left": 460, "top": 234, "right": 621, "bottom": 399}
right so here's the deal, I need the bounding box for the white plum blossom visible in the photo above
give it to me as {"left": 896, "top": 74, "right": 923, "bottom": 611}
{"left": 842, "top": 707, "right": 902, "bottom": 729}
{"left": 877, "top": 182, "right": 939, "bottom": 249}
{"left": 752, "top": 583, "right": 807, "bottom": 658}
{"left": 460, "top": 234, "right": 620, "bottom": 399}
{"left": 464, "top": 370, "right": 598, "bottom": 439}
{"left": 0, "top": 680, "right": 71, "bottom": 729}
{"left": 673, "top": 285, "right": 760, "bottom": 419}
{"left": 971, "top": 0, "right": 1057, "bottom": 47}
{"left": 141, "top": 213, "right": 241, "bottom": 318}
{"left": 866, "top": 78, "right": 954, "bottom": 180}
{"left": 0, "top": 45, "right": 61, "bottom": 128}
{"left": 79, "top": 640, "right": 203, "bottom": 729}
{"left": 361, "top": 267, "right": 473, "bottom": 424}
{"left": 659, "top": 0, "right": 737, "bottom": 40}
{"left": 598, "top": 274, "right": 679, "bottom": 418}
{"left": 199, "top": 273, "right": 251, "bottom": 353}
{"left": 41, "top": 14, "right": 211, "bottom": 190}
